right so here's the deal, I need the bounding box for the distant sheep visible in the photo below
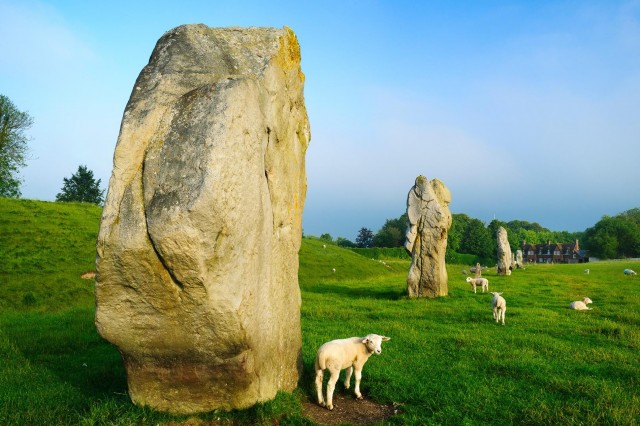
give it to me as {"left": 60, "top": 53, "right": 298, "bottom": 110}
{"left": 623, "top": 269, "right": 637, "bottom": 276}
{"left": 466, "top": 276, "right": 489, "bottom": 293}
{"left": 332, "top": 268, "right": 336, "bottom": 273}
{"left": 569, "top": 297, "right": 593, "bottom": 310}
{"left": 315, "top": 334, "right": 390, "bottom": 411}
{"left": 490, "top": 292, "right": 506, "bottom": 325}
{"left": 584, "top": 269, "right": 590, "bottom": 274}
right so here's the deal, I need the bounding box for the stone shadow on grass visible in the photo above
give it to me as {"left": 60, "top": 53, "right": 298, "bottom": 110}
{"left": 302, "top": 283, "right": 404, "bottom": 301}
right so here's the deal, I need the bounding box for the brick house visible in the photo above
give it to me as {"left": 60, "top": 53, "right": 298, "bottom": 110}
{"left": 521, "top": 240, "right": 589, "bottom": 264}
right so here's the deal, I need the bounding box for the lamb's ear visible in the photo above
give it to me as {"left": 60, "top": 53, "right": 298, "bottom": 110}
{"left": 382, "top": 336, "right": 390, "bottom": 341}
{"left": 362, "top": 337, "right": 370, "bottom": 344}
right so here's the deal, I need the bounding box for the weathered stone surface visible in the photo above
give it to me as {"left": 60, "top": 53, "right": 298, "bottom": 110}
{"left": 496, "top": 226, "right": 512, "bottom": 276}
{"left": 95, "top": 25, "right": 310, "bottom": 414}
{"left": 404, "top": 176, "right": 452, "bottom": 298}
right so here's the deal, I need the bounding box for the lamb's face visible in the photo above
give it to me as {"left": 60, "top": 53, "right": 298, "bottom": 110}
{"left": 363, "top": 334, "right": 390, "bottom": 355}
{"left": 583, "top": 297, "right": 593, "bottom": 304}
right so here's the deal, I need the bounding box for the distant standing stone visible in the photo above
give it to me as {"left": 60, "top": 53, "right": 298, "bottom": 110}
{"left": 95, "top": 25, "right": 310, "bottom": 414}
{"left": 496, "top": 226, "right": 512, "bottom": 276}
{"left": 515, "top": 249, "right": 524, "bottom": 269}
{"left": 404, "top": 175, "right": 452, "bottom": 298}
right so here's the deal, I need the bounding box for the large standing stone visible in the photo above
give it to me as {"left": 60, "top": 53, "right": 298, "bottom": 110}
{"left": 95, "top": 25, "right": 310, "bottom": 414}
{"left": 404, "top": 176, "right": 452, "bottom": 298}
{"left": 496, "top": 226, "right": 512, "bottom": 276}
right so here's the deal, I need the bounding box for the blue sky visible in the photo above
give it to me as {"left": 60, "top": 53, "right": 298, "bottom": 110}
{"left": 1, "top": 0, "right": 639, "bottom": 240}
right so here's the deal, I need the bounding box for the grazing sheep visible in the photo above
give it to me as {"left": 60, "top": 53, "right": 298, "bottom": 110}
{"left": 569, "top": 297, "right": 593, "bottom": 310}
{"left": 315, "top": 334, "right": 390, "bottom": 411}
{"left": 624, "top": 269, "right": 637, "bottom": 276}
{"left": 584, "top": 269, "right": 590, "bottom": 274}
{"left": 490, "top": 292, "right": 506, "bottom": 325}
{"left": 462, "top": 269, "right": 468, "bottom": 275}
{"left": 466, "top": 276, "right": 489, "bottom": 293}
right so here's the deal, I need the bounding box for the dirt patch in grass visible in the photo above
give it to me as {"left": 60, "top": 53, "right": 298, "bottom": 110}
{"left": 302, "top": 394, "right": 398, "bottom": 426}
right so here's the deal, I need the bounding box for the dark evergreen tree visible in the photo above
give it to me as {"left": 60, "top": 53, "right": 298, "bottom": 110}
{"left": 355, "top": 227, "right": 375, "bottom": 248}
{"left": 56, "top": 165, "right": 105, "bottom": 205}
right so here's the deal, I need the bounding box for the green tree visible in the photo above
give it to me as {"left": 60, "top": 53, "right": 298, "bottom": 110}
{"left": 56, "top": 165, "right": 105, "bottom": 205}
{"left": 448, "top": 213, "right": 472, "bottom": 254}
{"left": 583, "top": 213, "right": 640, "bottom": 259}
{"left": 320, "top": 233, "right": 333, "bottom": 243}
{"left": 373, "top": 213, "right": 407, "bottom": 247}
{"left": 355, "top": 227, "right": 375, "bottom": 248}
{"left": 336, "top": 237, "right": 356, "bottom": 248}
{"left": 462, "top": 218, "right": 494, "bottom": 260}
{"left": 0, "top": 95, "right": 33, "bottom": 198}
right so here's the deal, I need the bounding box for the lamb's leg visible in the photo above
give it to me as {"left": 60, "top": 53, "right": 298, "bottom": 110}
{"left": 344, "top": 366, "right": 353, "bottom": 389}
{"left": 315, "top": 368, "right": 325, "bottom": 407}
{"left": 354, "top": 368, "right": 363, "bottom": 400}
{"left": 493, "top": 307, "right": 498, "bottom": 322}
{"left": 326, "top": 369, "right": 340, "bottom": 410}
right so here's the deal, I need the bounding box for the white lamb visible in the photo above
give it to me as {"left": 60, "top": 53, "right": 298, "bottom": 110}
{"left": 623, "top": 269, "right": 637, "bottom": 276}
{"left": 490, "top": 292, "right": 506, "bottom": 325}
{"left": 569, "top": 297, "right": 593, "bottom": 310}
{"left": 314, "top": 334, "right": 390, "bottom": 411}
{"left": 466, "top": 276, "right": 489, "bottom": 293}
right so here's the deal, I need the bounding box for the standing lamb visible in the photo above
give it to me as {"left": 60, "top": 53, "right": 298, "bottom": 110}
{"left": 490, "top": 292, "right": 506, "bottom": 325}
{"left": 466, "top": 276, "right": 489, "bottom": 293}
{"left": 314, "top": 334, "right": 390, "bottom": 410}
{"left": 569, "top": 297, "right": 593, "bottom": 310}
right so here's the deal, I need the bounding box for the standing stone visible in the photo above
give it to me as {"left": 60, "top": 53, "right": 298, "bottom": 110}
{"left": 404, "top": 176, "right": 452, "bottom": 298}
{"left": 515, "top": 250, "right": 524, "bottom": 269}
{"left": 95, "top": 25, "right": 310, "bottom": 414}
{"left": 496, "top": 226, "right": 512, "bottom": 276}
{"left": 474, "top": 262, "right": 482, "bottom": 278}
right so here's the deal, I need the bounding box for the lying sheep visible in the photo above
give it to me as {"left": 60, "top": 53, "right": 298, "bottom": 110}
{"left": 569, "top": 297, "right": 593, "bottom": 310}
{"left": 466, "top": 276, "right": 489, "bottom": 293}
{"left": 315, "top": 334, "right": 390, "bottom": 410}
{"left": 490, "top": 292, "right": 506, "bottom": 325}
{"left": 623, "top": 269, "right": 637, "bottom": 276}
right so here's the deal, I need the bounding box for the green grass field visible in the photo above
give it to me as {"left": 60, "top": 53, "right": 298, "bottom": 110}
{"left": 1, "top": 198, "right": 639, "bottom": 425}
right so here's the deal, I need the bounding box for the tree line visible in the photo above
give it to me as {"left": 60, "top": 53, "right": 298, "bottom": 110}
{"left": 322, "top": 209, "right": 640, "bottom": 262}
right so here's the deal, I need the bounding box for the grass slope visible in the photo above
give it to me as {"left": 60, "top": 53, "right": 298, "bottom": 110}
{"left": 1, "top": 198, "right": 639, "bottom": 425}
